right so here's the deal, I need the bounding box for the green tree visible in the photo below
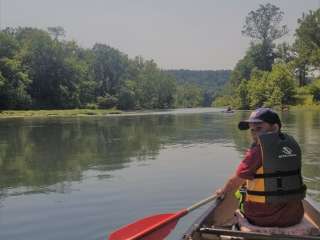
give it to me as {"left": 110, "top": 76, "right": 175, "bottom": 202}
{"left": 242, "top": 3, "right": 288, "bottom": 45}
{"left": 117, "top": 81, "right": 137, "bottom": 110}
{"left": 0, "top": 27, "right": 178, "bottom": 110}
{"left": 295, "top": 9, "right": 320, "bottom": 67}
{"left": 0, "top": 31, "right": 19, "bottom": 58}
{"left": 0, "top": 58, "right": 31, "bottom": 109}
{"left": 309, "top": 79, "right": 320, "bottom": 102}
{"left": 241, "top": 3, "right": 288, "bottom": 72}
{"left": 231, "top": 43, "right": 274, "bottom": 85}
{"left": 47, "top": 26, "right": 66, "bottom": 41}
{"left": 293, "top": 9, "right": 320, "bottom": 86}
{"left": 275, "top": 42, "right": 295, "bottom": 64}
{"left": 245, "top": 64, "right": 297, "bottom": 108}
{"left": 267, "top": 63, "right": 297, "bottom": 106}
{"left": 247, "top": 70, "right": 269, "bottom": 108}
{"left": 0, "top": 31, "right": 31, "bottom": 109}
{"left": 18, "top": 28, "right": 86, "bottom": 108}
{"left": 236, "top": 80, "right": 250, "bottom": 109}
{"left": 91, "top": 44, "right": 129, "bottom": 98}
{"left": 176, "top": 83, "right": 202, "bottom": 108}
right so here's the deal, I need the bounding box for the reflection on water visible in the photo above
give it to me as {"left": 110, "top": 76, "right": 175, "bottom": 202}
{"left": 0, "top": 111, "right": 230, "bottom": 195}
{"left": 0, "top": 108, "right": 319, "bottom": 239}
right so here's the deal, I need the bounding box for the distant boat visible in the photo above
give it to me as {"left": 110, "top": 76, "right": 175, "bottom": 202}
{"left": 221, "top": 107, "right": 234, "bottom": 113}
{"left": 221, "top": 108, "right": 235, "bottom": 114}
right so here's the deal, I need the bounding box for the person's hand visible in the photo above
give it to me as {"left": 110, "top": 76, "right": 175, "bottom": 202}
{"left": 215, "top": 188, "right": 225, "bottom": 198}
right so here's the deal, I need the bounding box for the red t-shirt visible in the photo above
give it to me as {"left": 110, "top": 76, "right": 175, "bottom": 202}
{"left": 236, "top": 144, "right": 304, "bottom": 227}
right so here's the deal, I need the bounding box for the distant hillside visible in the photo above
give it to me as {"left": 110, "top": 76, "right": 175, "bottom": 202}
{"left": 164, "top": 69, "right": 231, "bottom": 90}
{"left": 164, "top": 69, "right": 231, "bottom": 107}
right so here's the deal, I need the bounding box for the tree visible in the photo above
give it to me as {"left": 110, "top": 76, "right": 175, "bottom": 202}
{"left": 242, "top": 3, "right": 288, "bottom": 44}
{"left": 275, "top": 42, "right": 295, "bottom": 64}
{"left": 247, "top": 70, "right": 269, "bottom": 108}
{"left": 0, "top": 31, "right": 31, "bottom": 109}
{"left": 176, "top": 83, "right": 202, "bottom": 108}
{"left": 47, "top": 26, "right": 66, "bottom": 41}
{"left": 0, "top": 58, "right": 31, "bottom": 109}
{"left": 309, "top": 79, "right": 320, "bottom": 102}
{"left": 0, "top": 26, "right": 179, "bottom": 110}
{"left": 117, "top": 81, "right": 137, "bottom": 110}
{"left": 231, "top": 43, "right": 274, "bottom": 85}
{"left": 0, "top": 31, "right": 19, "bottom": 58}
{"left": 91, "top": 44, "right": 129, "bottom": 98}
{"left": 236, "top": 80, "right": 250, "bottom": 109}
{"left": 244, "top": 64, "right": 296, "bottom": 108}
{"left": 18, "top": 28, "right": 85, "bottom": 108}
{"left": 293, "top": 9, "right": 320, "bottom": 86}
{"left": 266, "top": 63, "right": 297, "bottom": 106}
{"left": 241, "top": 3, "right": 288, "bottom": 72}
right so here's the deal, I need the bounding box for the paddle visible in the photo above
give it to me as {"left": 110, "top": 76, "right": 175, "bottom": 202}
{"left": 108, "top": 194, "right": 218, "bottom": 240}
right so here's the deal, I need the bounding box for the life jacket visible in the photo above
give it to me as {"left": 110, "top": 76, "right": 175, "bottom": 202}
{"left": 246, "top": 132, "right": 306, "bottom": 204}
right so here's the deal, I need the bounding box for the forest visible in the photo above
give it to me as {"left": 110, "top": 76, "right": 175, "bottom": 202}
{"left": 0, "top": 27, "right": 228, "bottom": 110}
{"left": 1, "top": 4, "right": 319, "bottom": 111}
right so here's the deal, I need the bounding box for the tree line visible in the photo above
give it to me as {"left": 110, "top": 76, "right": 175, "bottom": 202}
{"left": 214, "top": 4, "right": 320, "bottom": 109}
{"left": 0, "top": 27, "right": 231, "bottom": 111}
{"left": 165, "top": 69, "right": 230, "bottom": 107}
{"left": 0, "top": 27, "right": 178, "bottom": 110}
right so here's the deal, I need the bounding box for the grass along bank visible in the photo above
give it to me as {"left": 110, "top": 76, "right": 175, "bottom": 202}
{"left": 0, "top": 109, "right": 122, "bottom": 118}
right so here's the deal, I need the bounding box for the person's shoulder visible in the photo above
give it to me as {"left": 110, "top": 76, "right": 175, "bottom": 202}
{"left": 244, "top": 143, "right": 260, "bottom": 159}
{"left": 249, "top": 143, "right": 260, "bottom": 152}
{"left": 280, "top": 132, "right": 300, "bottom": 144}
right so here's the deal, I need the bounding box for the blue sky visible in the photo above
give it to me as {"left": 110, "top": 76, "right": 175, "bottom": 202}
{"left": 1, "top": 0, "right": 319, "bottom": 70}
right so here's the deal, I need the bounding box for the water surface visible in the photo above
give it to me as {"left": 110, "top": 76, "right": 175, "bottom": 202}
{"left": 0, "top": 108, "right": 319, "bottom": 239}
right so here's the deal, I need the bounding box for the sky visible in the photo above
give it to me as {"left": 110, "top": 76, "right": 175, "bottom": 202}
{"left": 1, "top": 0, "right": 319, "bottom": 70}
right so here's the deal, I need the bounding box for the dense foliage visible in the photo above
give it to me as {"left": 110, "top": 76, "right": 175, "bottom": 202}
{"left": 0, "top": 27, "right": 177, "bottom": 110}
{"left": 215, "top": 4, "right": 320, "bottom": 109}
{"left": 0, "top": 27, "right": 229, "bottom": 110}
{"left": 165, "top": 69, "right": 231, "bottom": 107}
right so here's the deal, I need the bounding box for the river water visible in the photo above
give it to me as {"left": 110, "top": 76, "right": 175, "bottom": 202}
{"left": 0, "top": 108, "right": 319, "bottom": 239}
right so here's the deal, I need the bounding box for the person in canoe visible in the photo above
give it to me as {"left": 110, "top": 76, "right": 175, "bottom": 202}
{"left": 222, "top": 106, "right": 234, "bottom": 113}
{"left": 215, "top": 107, "right": 306, "bottom": 227}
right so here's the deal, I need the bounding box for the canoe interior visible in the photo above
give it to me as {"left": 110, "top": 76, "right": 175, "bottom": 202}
{"left": 183, "top": 192, "right": 320, "bottom": 240}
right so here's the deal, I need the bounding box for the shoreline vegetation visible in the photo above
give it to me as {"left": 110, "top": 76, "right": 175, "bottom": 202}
{"left": 0, "top": 109, "right": 122, "bottom": 118}
{"left": 1, "top": 4, "right": 319, "bottom": 113}
{"left": 1, "top": 105, "right": 320, "bottom": 119}
{"left": 212, "top": 5, "right": 320, "bottom": 109}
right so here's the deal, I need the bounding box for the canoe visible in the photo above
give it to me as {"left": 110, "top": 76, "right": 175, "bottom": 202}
{"left": 181, "top": 192, "right": 320, "bottom": 240}
{"left": 221, "top": 110, "right": 235, "bottom": 114}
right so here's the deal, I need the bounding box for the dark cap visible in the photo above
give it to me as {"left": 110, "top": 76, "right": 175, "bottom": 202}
{"left": 238, "top": 108, "right": 282, "bottom": 130}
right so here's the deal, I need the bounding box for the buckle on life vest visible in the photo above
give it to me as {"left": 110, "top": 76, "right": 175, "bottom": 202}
{"left": 276, "top": 176, "right": 283, "bottom": 189}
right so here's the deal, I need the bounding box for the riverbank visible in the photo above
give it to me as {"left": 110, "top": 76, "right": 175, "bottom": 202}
{"left": 290, "top": 104, "right": 320, "bottom": 110}
{"left": 0, "top": 109, "right": 122, "bottom": 118}
{"left": 1, "top": 105, "right": 319, "bottom": 119}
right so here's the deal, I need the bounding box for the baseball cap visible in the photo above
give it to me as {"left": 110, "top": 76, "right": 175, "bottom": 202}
{"left": 238, "top": 108, "right": 282, "bottom": 130}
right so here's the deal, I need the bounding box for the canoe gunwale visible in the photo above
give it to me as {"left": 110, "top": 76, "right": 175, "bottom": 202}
{"left": 198, "top": 227, "right": 320, "bottom": 240}
{"left": 180, "top": 197, "right": 222, "bottom": 240}
{"left": 181, "top": 195, "right": 320, "bottom": 240}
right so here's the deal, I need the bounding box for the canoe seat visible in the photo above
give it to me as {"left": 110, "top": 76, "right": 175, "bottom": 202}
{"left": 235, "top": 210, "right": 320, "bottom": 236}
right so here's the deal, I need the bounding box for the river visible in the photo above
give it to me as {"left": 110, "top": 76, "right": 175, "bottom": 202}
{"left": 0, "top": 108, "right": 319, "bottom": 239}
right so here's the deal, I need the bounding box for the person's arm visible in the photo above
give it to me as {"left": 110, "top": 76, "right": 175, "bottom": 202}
{"left": 215, "top": 174, "right": 245, "bottom": 197}
{"left": 215, "top": 146, "right": 260, "bottom": 197}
